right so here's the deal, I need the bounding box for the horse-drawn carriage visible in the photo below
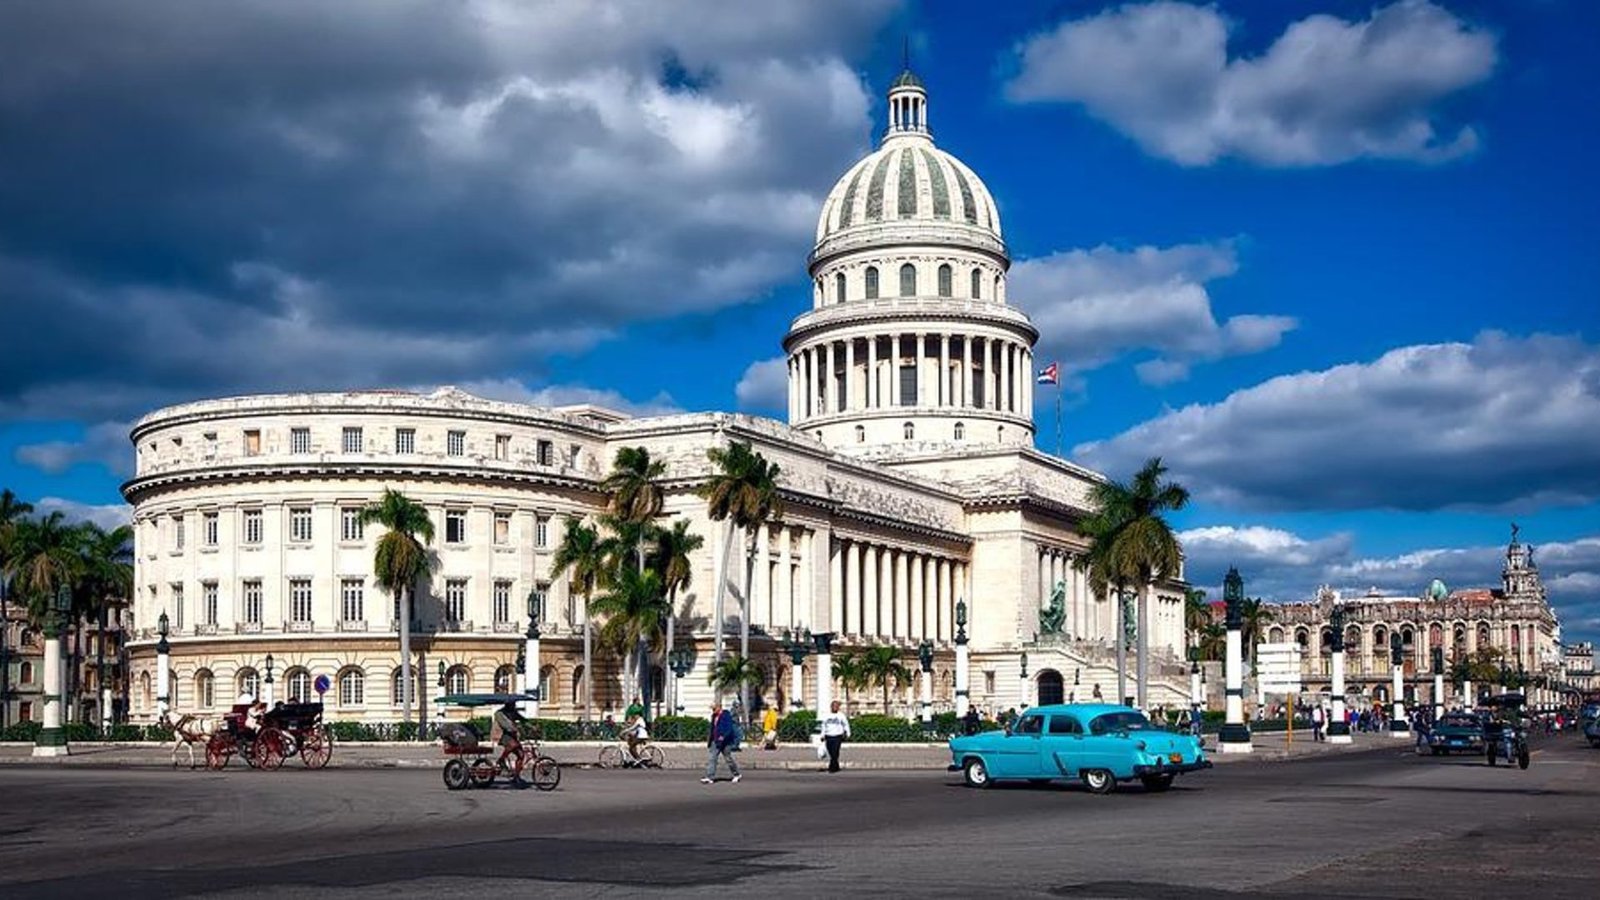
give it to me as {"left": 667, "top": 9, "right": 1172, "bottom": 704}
{"left": 205, "top": 701, "right": 334, "bottom": 770}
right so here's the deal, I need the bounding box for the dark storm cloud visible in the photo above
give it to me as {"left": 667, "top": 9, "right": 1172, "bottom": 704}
{"left": 0, "top": 0, "right": 898, "bottom": 419}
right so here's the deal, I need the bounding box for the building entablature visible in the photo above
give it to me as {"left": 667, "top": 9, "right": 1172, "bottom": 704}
{"left": 783, "top": 298, "right": 1036, "bottom": 350}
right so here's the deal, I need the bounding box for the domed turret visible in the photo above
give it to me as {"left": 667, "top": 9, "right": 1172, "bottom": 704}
{"left": 783, "top": 69, "right": 1036, "bottom": 453}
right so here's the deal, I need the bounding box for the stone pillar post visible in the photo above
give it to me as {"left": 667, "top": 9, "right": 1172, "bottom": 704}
{"left": 1327, "top": 599, "right": 1351, "bottom": 743}
{"left": 844, "top": 338, "right": 856, "bottom": 412}
{"left": 955, "top": 630, "right": 971, "bottom": 720}
{"left": 789, "top": 653, "right": 805, "bottom": 712}
{"left": 920, "top": 663, "right": 933, "bottom": 723}
{"left": 1431, "top": 646, "right": 1445, "bottom": 719}
{"left": 814, "top": 632, "right": 835, "bottom": 717}
{"left": 1219, "top": 568, "right": 1252, "bottom": 753}
{"left": 866, "top": 335, "right": 878, "bottom": 409}
{"left": 845, "top": 541, "right": 860, "bottom": 636}
{"left": 1389, "top": 633, "right": 1410, "bottom": 737}
{"left": 939, "top": 333, "right": 950, "bottom": 407}
{"left": 863, "top": 544, "right": 879, "bottom": 637}
{"left": 34, "top": 611, "right": 69, "bottom": 757}
{"left": 1189, "top": 661, "right": 1204, "bottom": 736}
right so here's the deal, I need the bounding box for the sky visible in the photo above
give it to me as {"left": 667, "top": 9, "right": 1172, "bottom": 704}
{"left": 2, "top": 1, "right": 1597, "bottom": 640}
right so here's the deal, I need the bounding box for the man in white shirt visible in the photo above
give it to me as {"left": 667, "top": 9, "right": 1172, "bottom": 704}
{"left": 820, "top": 700, "right": 851, "bottom": 773}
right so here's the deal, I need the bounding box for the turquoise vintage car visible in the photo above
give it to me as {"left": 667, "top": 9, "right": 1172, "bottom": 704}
{"left": 948, "top": 703, "right": 1211, "bottom": 793}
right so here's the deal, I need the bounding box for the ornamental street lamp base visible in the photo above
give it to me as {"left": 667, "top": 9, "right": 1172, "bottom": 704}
{"left": 32, "top": 728, "right": 69, "bottom": 757}
{"left": 1218, "top": 723, "right": 1253, "bottom": 753}
{"left": 1327, "top": 721, "right": 1352, "bottom": 744}
{"left": 1389, "top": 722, "right": 1411, "bottom": 737}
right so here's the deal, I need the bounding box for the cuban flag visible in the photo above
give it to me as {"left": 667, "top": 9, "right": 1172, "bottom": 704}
{"left": 1036, "top": 361, "right": 1059, "bottom": 385}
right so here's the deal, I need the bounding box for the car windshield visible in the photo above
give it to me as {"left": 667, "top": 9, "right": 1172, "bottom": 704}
{"left": 1088, "top": 712, "right": 1153, "bottom": 735}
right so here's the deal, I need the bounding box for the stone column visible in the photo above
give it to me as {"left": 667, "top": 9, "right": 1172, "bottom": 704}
{"left": 827, "top": 535, "right": 841, "bottom": 634}
{"left": 845, "top": 541, "right": 861, "bottom": 636}
{"left": 776, "top": 527, "right": 792, "bottom": 631}
{"left": 1328, "top": 602, "right": 1351, "bottom": 743}
{"left": 920, "top": 658, "right": 933, "bottom": 723}
{"left": 861, "top": 544, "right": 877, "bottom": 637}
{"left": 916, "top": 333, "right": 927, "bottom": 407}
{"left": 523, "top": 619, "right": 542, "bottom": 717}
{"left": 939, "top": 333, "right": 950, "bottom": 407}
{"left": 845, "top": 337, "right": 856, "bottom": 412}
{"left": 867, "top": 334, "right": 878, "bottom": 409}
{"left": 1220, "top": 569, "right": 1252, "bottom": 753}
{"left": 894, "top": 550, "right": 909, "bottom": 639}
{"left": 34, "top": 612, "right": 69, "bottom": 757}
{"left": 754, "top": 523, "right": 769, "bottom": 632}
{"left": 910, "top": 555, "right": 924, "bottom": 640}
{"left": 1389, "top": 634, "right": 1410, "bottom": 737}
{"left": 954, "top": 624, "right": 971, "bottom": 720}
{"left": 879, "top": 547, "right": 894, "bottom": 639}
{"left": 814, "top": 632, "right": 835, "bottom": 717}
{"left": 156, "top": 636, "right": 171, "bottom": 722}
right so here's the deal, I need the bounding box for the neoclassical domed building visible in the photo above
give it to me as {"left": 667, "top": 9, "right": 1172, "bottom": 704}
{"left": 123, "top": 70, "right": 1193, "bottom": 724}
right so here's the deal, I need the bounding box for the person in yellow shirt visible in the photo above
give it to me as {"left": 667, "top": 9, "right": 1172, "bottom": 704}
{"left": 761, "top": 706, "right": 780, "bottom": 750}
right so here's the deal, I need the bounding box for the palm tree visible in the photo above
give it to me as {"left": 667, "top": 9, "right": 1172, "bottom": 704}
{"left": 4, "top": 511, "right": 81, "bottom": 622}
{"left": 699, "top": 440, "right": 783, "bottom": 713}
{"left": 857, "top": 645, "right": 914, "bottom": 715}
{"left": 1239, "top": 597, "right": 1274, "bottom": 668}
{"left": 1073, "top": 513, "right": 1137, "bottom": 705}
{"left": 707, "top": 654, "right": 763, "bottom": 708}
{"left": 0, "top": 490, "right": 34, "bottom": 729}
{"left": 830, "top": 650, "right": 865, "bottom": 713}
{"left": 550, "top": 515, "right": 605, "bottom": 721}
{"left": 648, "top": 519, "right": 703, "bottom": 713}
{"left": 71, "top": 522, "right": 132, "bottom": 726}
{"left": 601, "top": 447, "right": 667, "bottom": 526}
{"left": 1083, "top": 457, "right": 1190, "bottom": 710}
{"left": 1196, "top": 622, "right": 1226, "bottom": 663}
{"left": 1184, "top": 588, "right": 1211, "bottom": 660}
{"left": 588, "top": 564, "right": 670, "bottom": 710}
{"left": 359, "top": 489, "right": 435, "bottom": 735}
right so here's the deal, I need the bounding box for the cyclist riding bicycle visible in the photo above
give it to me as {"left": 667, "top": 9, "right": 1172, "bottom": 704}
{"left": 492, "top": 701, "right": 528, "bottom": 779}
{"left": 622, "top": 696, "right": 649, "bottom": 762}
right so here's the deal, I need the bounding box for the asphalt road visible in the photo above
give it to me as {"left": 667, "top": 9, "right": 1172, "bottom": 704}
{"left": 1, "top": 733, "right": 1595, "bottom": 899}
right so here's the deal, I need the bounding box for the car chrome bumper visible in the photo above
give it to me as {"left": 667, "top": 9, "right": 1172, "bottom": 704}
{"left": 1133, "top": 759, "right": 1213, "bottom": 775}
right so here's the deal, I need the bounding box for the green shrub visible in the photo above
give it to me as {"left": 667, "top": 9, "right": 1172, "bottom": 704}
{"left": 107, "top": 724, "right": 144, "bottom": 742}
{"left": 651, "top": 715, "right": 709, "bottom": 743}
{"left": 146, "top": 723, "right": 175, "bottom": 741}
{"left": 778, "top": 710, "right": 816, "bottom": 741}
{"left": 1, "top": 720, "right": 41, "bottom": 742}
{"left": 847, "top": 714, "right": 926, "bottom": 743}
{"left": 63, "top": 722, "right": 99, "bottom": 741}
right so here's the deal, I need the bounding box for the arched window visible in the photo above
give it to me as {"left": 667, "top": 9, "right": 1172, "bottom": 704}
{"left": 994, "top": 274, "right": 1002, "bottom": 300}
{"left": 195, "top": 670, "right": 215, "bottom": 708}
{"left": 237, "top": 667, "right": 260, "bottom": 702}
{"left": 19, "top": 661, "right": 34, "bottom": 684}
{"left": 903, "top": 422, "right": 914, "bottom": 440}
{"left": 997, "top": 425, "right": 1005, "bottom": 442}
{"left": 494, "top": 664, "right": 515, "bottom": 694}
{"left": 854, "top": 425, "right": 865, "bottom": 443}
{"left": 1268, "top": 626, "right": 1284, "bottom": 644}
{"left": 338, "top": 667, "right": 365, "bottom": 707}
{"left": 1372, "top": 626, "right": 1388, "bottom": 657}
{"left": 835, "top": 273, "right": 846, "bottom": 304}
{"left": 539, "top": 665, "right": 555, "bottom": 704}
{"left": 954, "top": 422, "right": 965, "bottom": 441}
{"left": 446, "top": 665, "right": 470, "bottom": 695}
{"left": 970, "top": 269, "right": 981, "bottom": 299}
{"left": 899, "top": 263, "right": 916, "bottom": 297}
{"left": 390, "top": 668, "right": 411, "bottom": 707}
{"left": 864, "top": 266, "right": 879, "bottom": 299}
{"left": 1345, "top": 625, "right": 1362, "bottom": 653}
{"left": 140, "top": 671, "right": 151, "bottom": 710}
{"left": 285, "top": 668, "right": 312, "bottom": 703}
{"left": 814, "top": 278, "right": 822, "bottom": 303}
{"left": 1476, "top": 622, "right": 1491, "bottom": 650}
{"left": 937, "top": 264, "right": 952, "bottom": 297}
{"left": 571, "top": 666, "right": 586, "bottom": 706}
{"left": 1294, "top": 628, "right": 1309, "bottom": 650}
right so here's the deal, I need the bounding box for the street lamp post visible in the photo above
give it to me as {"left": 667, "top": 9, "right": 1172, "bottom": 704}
{"left": 1389, "top": 633, "right": 1410, "bottom": 738}
{"left": 1189, "top": 656, "right": 1203, "bottom": 737}
{"left": 1431, "top": 647, "right": 1445, "bottom": 720}
{"left": 1018, "top": 650, "right": 1030, "bottom": 711}
{"left": 954, "top": 600, "right": 971, "bottom": 720}
{"left": 667, "top": 647, "right": 692, "bottom": 715}
{"left": 523, "top": 593, "right": 542, "bottom": 718}
{"left": 918, "top": 639, "right": 934, "bottom": 726}
{"left": 155, "top": 610, "right": 171, "bottom": 723}
{"left": 33, "top": 585, "right": 72, "bottom": 757}
{"left": 812, "top": 632, "right": 835, "bottom": 717}
{"left": 1327, "top": 598, "right": 1351, "bottom": 744}
{"left": 262, "top": 653, "right": 275, "bottom": 706}
{"left": 1219, "top": 567, "right": 1252, "bottom": 753}
{"left": 782, "top": 629, "right": 810, "bottom": 712}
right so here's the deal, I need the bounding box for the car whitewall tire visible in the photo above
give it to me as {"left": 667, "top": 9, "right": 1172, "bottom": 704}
{"left": 963, "top": 758, "right": 991, "bottom": 789}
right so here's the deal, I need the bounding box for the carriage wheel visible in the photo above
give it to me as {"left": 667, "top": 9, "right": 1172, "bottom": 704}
{"left": 597, "top": 745, "right": 623, "bottom": 769}
{"left": 531, "top": 756, "right": 561, "bottom": 791}
{"left": 253, "top": 728, "right": 289, "bottom": 770}
{"left": 300, "top": 725, "right": 334, "bottom": 769}
{"left": 641, "top": 745, "right": 666, "bottom": 769}
{"left": 469, "top": 759, "right": 497, "bottom": 788}
{"left": 442, "top": 759, "right": 471, "bottom": 791}
{"left": 205, "top": 735, "right": 233, "bottom": 770}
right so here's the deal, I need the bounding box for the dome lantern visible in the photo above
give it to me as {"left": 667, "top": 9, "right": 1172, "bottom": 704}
{"left": 886, "top": 68, "right": 929, "bottom": 140}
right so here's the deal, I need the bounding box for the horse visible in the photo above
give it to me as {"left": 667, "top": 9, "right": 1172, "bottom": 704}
{"left": 158, "top": 711, "right": 214, "bottom": 769}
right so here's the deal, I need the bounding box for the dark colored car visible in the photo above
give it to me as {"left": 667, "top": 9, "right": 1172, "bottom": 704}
{"left": 1584, "top": 713, "right": 1600, "bottom": 748}
{"left": 1427, "top": 712, "right": 1485, "bottom": 755}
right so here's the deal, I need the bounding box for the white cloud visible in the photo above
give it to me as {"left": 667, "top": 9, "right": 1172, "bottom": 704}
{"left": 734, "top": 357, "right": 789, "bottom": 412}
{"left": 1009, "top": 241, "right": 1295, "bottom": 385}
{"left": 445, "top": 379, "right": 682, "bottom": 417}
{"left": 1076, "top": 332, "right": 1600, "bottom": 512}
{"left": 34, "top": 497, "right": 132, "bottom": 532}
{"left": 1006, "top": 0, "right": 1496, "bottom": 166}
{"left": 14, "top": 420, "right": 135, "bottom": 477}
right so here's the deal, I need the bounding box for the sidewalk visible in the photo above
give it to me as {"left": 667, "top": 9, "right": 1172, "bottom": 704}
{"left": 0, "top": 729, "right": 1384, "bottom": 770}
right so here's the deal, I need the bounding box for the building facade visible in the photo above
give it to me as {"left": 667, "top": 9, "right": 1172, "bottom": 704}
{"left": 1263, "top": 529, "right": 1563, "bottom": 708}
{"left": 122, "top": 71, "right": 1192, "bottom": 724}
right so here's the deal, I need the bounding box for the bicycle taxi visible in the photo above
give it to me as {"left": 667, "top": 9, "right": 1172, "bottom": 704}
{"left": 435, "top": 693, "right": 560, "bottom": 791}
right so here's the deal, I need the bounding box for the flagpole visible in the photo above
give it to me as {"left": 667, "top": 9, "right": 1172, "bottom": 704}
{"left": 1055, "top": 381, "right": 1062, "bottom": 458}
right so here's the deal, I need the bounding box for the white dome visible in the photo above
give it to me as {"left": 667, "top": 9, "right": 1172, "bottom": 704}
{"left": 815, "top": 141, "right": 1003, "bottom": 243}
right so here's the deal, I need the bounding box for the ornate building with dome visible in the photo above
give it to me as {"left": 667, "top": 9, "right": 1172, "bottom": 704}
{"left": 122, "top": 71, "right": 1193, "bottom": 724}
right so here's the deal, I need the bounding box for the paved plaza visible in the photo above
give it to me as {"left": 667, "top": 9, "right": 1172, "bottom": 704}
{"left": 0, "top": 732, "right": 1595, "bottom": 898}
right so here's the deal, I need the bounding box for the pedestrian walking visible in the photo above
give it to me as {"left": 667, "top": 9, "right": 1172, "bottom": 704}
{"left": 761, "top": 705, "right": 780, "bottom": 750}
{"left": 1311, "top": 704, "right": 1325, "bottom": 742}
{"left": 702, "top": 703, "right": 741, "bottom": 784}
{"left": 820, "top": 699, "right": 850, "bottom": 773}
{"left": 962, "top": 706, "right": 980, "bottom": 736}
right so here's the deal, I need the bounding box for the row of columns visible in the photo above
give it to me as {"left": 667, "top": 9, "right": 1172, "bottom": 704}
{"left": 828, "top": 537, "right": 965, "bottom": 643}
{"left": 749, "top": 524, "right": 817, "bottom": 634}
{"left": 789, "top": 332, "right": 1033, "bottom": 421}
{"left": 1038, "top": 547, "right": 1096, "bottom": 640}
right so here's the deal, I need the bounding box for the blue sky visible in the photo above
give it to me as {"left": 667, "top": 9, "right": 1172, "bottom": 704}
{"left": 2, "top": 1, "right": 1597, "bottom": 639}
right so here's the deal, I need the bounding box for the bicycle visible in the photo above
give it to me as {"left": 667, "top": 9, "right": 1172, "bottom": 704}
{"left": 597, "top": 739, "right": 665, "bottom": 769}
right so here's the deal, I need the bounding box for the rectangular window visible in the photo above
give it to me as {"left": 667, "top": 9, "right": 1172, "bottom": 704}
{"left": 395, "top": 428, "right": 415, "bottom": 454}
{"left": 172, "top": 583, "right": 185, "bottom": 630}
{"left": 530, "top": 581, "right": 549, "bottom": 621}
{"left": 289, "top": 579, "right": 313, "bottom": 624}
{"left": 342, "top": 426, "right": 363, "bottom": 453}
{"left": 202, "top": 511, "right": 219, "bottom": 547}
{"left": 535, "top": 515, "right": 549, "bottom": 549}
{"left": 494, "top": 434, "right": 510, "bottom": 461}
{"left": 445, "top": 579, "right": 467, "bottom": 624}
{"left": 899, "top": 364, "right": 918, "bottom": 406}
{"left": 289, "top": 507, "right": 312, "bottom": 543}
{"left": 243, "top": 580, "right": 263, "bottom": 625}
{"left": 242, "top": 509, "right": 263, "bottom": 545}
{"left": 493, "top": 580, "right": 512, "bottom": 624}
{"left": 447, "top": 430, "right": 466, "bottom": 456}
{"left": 493, "top": 511, "right": 510, "bottom": 546}
{"left": 445, "top": 509, "right": 467, "bottom": 544}
{"left": 536, "top": 439, "right": 553, "bottom": 466}
{"left": 173, "top": 516, "right": 186, "bottom": 551}
{"left": 341, "top": 507, "right": 364, "bottom": 543}
{"left": 569, "top": 444, "right": 581, "bottom": 467}
{"left": 243, "top": 429, "right": 261, "bottom": 456}
{"left": 341, "top": 579, "right": 364, "bottom": 624}
{"left": 203, "top": 582, "right": 218, "bottom": 625}
{"left": 291, "top": 427, "right": 311, "bottom": 454}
